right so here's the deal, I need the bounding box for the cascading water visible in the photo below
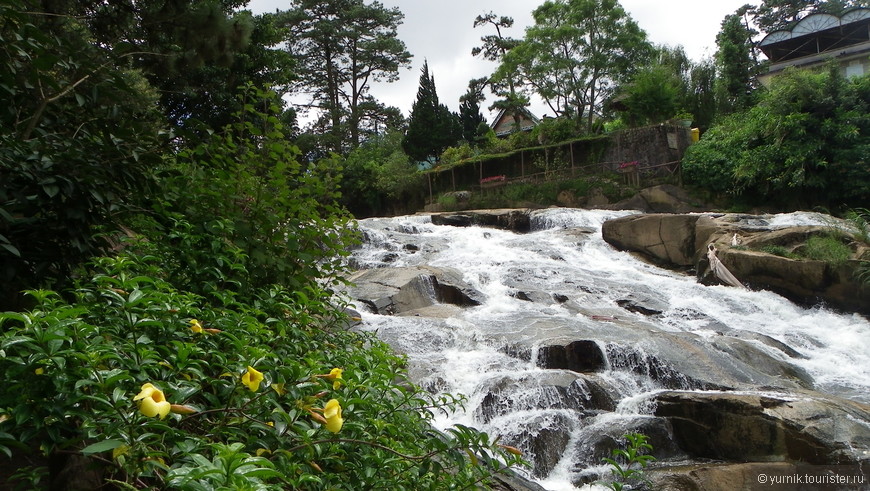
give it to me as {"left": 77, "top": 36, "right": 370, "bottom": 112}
{"left": 345, "top": 208, "right": 870, "bottom": 490}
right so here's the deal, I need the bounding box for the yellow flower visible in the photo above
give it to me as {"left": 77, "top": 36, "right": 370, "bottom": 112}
{"left": 324, "top": 368, "right": 343, "bottom": 390}
{"left": 133, "top": 383, "right": 171, "bottom": 419}
{"left": 112, "top": 444, "right": 130, "bottom": 460}
{"left": 322, "top": 399, "right": 343, "bottom": 434}
{"left": 189, "top": 319, "right": 203, "bottom": 334}
{"left": 34, "top": 367, "right": 44, "bottom": 375}
{"left": 241, "top": 366, "right": 264, "bottom": 392}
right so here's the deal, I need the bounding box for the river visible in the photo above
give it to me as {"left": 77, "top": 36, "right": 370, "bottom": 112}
{"left": 346, "top": 208, "right": 870, "bottom": 489}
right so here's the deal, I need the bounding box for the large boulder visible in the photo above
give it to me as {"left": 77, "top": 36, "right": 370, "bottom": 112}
{"left": 653, "top": 390, "right": 870, "bottom": 464}
{"left": 345, "top": 266, "right": 483, "bottom": 315}
{"left": 602, "top": 214, "right": 702, "bottom": 266}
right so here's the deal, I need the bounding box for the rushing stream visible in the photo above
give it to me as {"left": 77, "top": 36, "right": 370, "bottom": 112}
{"left": 345, "top": 208, "right": 870, "bottom": 490}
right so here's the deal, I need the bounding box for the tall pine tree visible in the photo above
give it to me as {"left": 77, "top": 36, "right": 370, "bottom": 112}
{"left": 402, "top": 61, "right": 461, "bottom": 163}
{"left": 459, "top": 78, "right": 486, "bottom": 143}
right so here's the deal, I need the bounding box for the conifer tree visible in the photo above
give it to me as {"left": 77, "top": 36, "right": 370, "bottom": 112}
{"left": 715, "top": 12, "right": 756, "bottom": 114}
{"left": 459, "top": 79, "right": 486, "bottom": 143}
{"left": 402, "top": 61, "right": 461, "bottom": 163}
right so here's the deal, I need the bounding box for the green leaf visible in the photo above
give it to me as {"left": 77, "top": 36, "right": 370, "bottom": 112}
{"left": 81, "top": 439, "right": 125, "bottom": 454}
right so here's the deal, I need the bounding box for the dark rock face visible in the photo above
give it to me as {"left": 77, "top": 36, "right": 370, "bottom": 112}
{"left": 345, "top": 266, "right": 483, "bottom": 315}
{"left": 653, "top": 391, "right": 870, "bottom": 464}
{"left": 536, "top": 340, "right": 607, "bottom": 373}
{"left": 430, "top": 209, "right": 532, "bottom": 232}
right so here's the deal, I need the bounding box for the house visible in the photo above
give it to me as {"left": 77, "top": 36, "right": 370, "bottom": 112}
{"left": 489, "top": 107, "right": 540, "bottom": 137}
{"left": 758, "top": 8, "right": 870, "bottom": 85}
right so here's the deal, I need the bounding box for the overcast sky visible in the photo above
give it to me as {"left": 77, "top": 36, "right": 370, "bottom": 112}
{"left": 247, "top": 0, "right": 756, "bottom": 123}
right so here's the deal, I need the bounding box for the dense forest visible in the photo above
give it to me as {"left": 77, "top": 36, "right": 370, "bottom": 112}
{"left": 0, "top": 0, "right": 868, "bottom": 488}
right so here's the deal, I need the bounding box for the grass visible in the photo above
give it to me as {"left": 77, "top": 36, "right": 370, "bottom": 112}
{"left": 760, "top": 244, "right": 798, "bottom": 259}
{"left": 804, "top": 235, "right": 852, "bottom": 266}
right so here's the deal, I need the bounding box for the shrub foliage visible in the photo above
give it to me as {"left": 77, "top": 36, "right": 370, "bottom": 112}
{"left": 683, "top": 67, "right": 869, "bottom": 209}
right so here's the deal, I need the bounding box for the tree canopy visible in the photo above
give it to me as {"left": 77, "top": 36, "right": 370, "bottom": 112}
{"left": 402, "top": 62, "right": 461, "bottom": 163}
{"left": 499, "top": 0, "right": 653, "bottom": 132}
{"left": 286, "top": 0, "right": 411, "bottom": 153}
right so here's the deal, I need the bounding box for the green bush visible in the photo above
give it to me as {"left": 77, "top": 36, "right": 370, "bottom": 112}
{"left": 0, "top": 84, "right": 526, "bottom": 488}
{"left": 0, "top": 249, "right": 524, "bottom": 489}
{"left": 845, "top": 208, "right": 870, "bottom": 244}
{"left": 531, "top": 117, "right": 581, "bottom": 144}
{"left": 146, "top": 86, "right": 354, "bottom": 301}
{"left": 440, "top": 142, "right": 476, "bottom": 166}
{"left": 0, "top": 2, "right": 166, "bottom": 306}
{"left": 602, "top": 432, "right": 656, "bottom": 491}
{"left": 683, "top": 68, "right": 870, "bottom": 208}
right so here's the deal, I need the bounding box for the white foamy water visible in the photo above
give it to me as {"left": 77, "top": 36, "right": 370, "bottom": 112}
{"left": 348, "top": 209, "right": 870, "bottom": 489}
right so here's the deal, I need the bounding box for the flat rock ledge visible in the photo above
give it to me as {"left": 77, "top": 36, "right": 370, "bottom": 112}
{"left": 429, "top": 209, "right": 532, "bottom": 233}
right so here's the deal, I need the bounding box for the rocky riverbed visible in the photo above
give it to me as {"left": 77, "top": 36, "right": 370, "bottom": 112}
{"left": 343, "top": 207, "right": 870, "bottom": 490}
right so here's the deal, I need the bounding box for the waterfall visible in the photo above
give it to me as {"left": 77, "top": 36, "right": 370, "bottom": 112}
{"left": 346, "top": 209, "right": 870, "bottom": 489}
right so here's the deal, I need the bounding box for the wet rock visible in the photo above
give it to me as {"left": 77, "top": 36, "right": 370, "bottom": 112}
{"left": 716, "top": 248, "right": 869, "bottom": 314}
{"left": 587, "top": 188, "right": 610, "bottom": 207}
{"left": 475, "top": 371, "right": 594, "bottom": 423}
{"left": 511, "top": 290, "right": 553, "bottom": 303}
{"left": 509, "top": 319, "right": 811, "bottom": 392}
{"left": 708, "top": 336, "right": 813, "bottom": 385}
{"left": 604, "top": 212, "right": 870, "bottom": 314}
{"left": 556, "top": 189, "right": 579, "bottom": 208}
{"left": 610, "top": 184, "right": 708, "bottom": 214}
{"left": 716, "top": 330, "right": 807, "bottom": 360}
{"left": 616, "top": 296, "right": 665, "bottom": 316}
{"left": 346, "top": 266, "right": 483, "bottom": 315}
{"left": 653, "top": 390, "right": 870, "bottom": 464}
{"left": 491, "top": 468, "right": 550, "bottom": 491}
{"left": 552, "top": 293, "right": 570, "bottom": 303}
{"left": 505, "top": 413, "right": 576, "bottom": 478}
{"left": 604, "top": 343, "right": 711, "bottom": 390}
{"left": 430, "top": 209, "right": 532, "bottom": 233}
{"left": 570, "top": 416, "right": 685, "bottom": 470}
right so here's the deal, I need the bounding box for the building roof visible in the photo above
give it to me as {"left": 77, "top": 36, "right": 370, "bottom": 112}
{"left": 489, "top": 107, "right": 541, "bottom": 136}
{"left": 759, "top": 8, "right": 870, "bottom": 63}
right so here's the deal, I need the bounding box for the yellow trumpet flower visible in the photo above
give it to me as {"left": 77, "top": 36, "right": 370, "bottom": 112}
{"left": 318, "top": 368, "right": 343, "bottom": 390}
{"left": 133, "top": 383, "right": 171, "bottom": 419}
{"left": 241, "top": 366, "right": 264, "bottom": 392}
{"left": 189, "top": 319, "right": 203, "bottom": 334}
{"left": 322, "top": 399, "right": 343, "bottom": 434}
